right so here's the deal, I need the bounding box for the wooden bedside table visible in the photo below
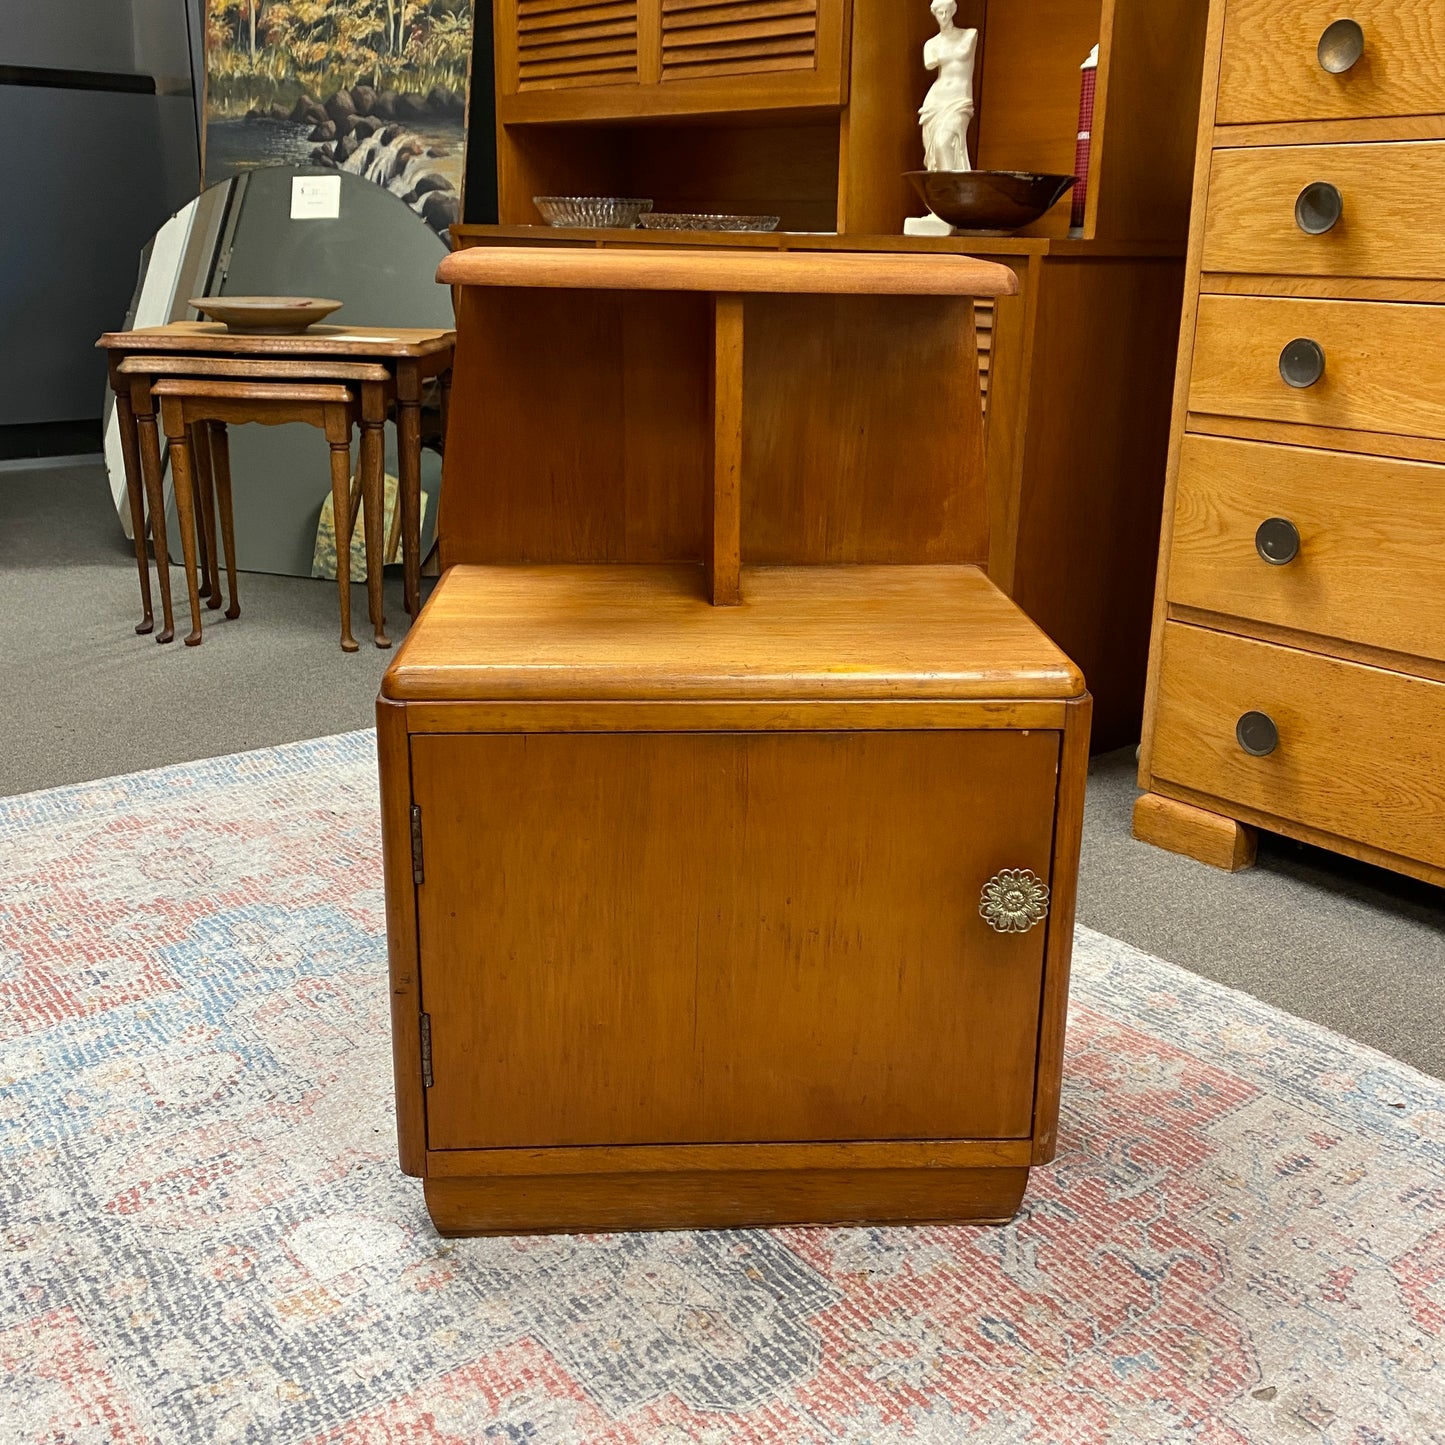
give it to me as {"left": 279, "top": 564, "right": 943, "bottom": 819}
{"left": 378, "top": 246, "right": 1091, "bottom": 1236}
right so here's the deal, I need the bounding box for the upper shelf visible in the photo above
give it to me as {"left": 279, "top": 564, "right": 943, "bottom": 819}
{"left": 436, "top": 246, "right": 1019, "bottom": 298}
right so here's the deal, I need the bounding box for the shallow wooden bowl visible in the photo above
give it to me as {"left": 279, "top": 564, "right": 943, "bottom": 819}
{"left": 190, "top": 296, "right": 343, "bottom": 334}
{"left": 905, "top": 171, "right": 1077, "bottom": 234}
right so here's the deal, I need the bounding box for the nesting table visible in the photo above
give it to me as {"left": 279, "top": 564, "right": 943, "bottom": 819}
{"left": 98, "top": 322, "right": 455, "bottom": 645}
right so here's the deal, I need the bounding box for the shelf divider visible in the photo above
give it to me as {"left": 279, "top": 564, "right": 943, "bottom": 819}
{"left": 707, "top": 294, "right": 745, "bottom": 607}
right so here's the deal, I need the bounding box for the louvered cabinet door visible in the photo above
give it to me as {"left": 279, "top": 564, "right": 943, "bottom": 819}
{"left": 497, "top": 0, "right": 846, "bottom": 114}
{"left": 502, "top": 0, "right": 642, "bottom": 94}
{"left": 660, "top": 0, "right": 816, "bottom": 83}
{"left": 658, "top": 0, "right": 847, "bottom": 103}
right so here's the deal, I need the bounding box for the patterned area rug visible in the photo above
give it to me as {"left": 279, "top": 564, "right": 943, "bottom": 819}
{"left": 2, "top": 732, "right": 1442, "bottom": 1445}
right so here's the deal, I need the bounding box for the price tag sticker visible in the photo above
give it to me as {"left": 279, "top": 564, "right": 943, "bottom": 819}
{"left": 291, "top": 175, "right": 342, "bottom": 220}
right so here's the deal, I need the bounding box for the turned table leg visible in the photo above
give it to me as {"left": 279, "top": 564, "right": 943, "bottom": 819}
{"left": 131, "top": 380, "right": 176, "bottom": 644}
{"left": 111, "top": 377, "right": 154, "bottom": 634}
{"left": 161, "top": 399, "right": 206, "bottom": 647}
{"left": 396, "top": 360, "right": 422, "bottom": 619}
{"left": 326, "top": 403, "right": 360, "bottom": 653}
{"left": 189, "top": 421, "right": 223, "bottom": 610}
{"left": 208, "top": 422, "right": 241, "bottom": 620}
{"left": 360, "top": 382, "right": 390, "bottom": 648}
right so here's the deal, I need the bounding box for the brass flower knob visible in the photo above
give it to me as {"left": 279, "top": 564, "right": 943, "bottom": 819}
{"left": 980, "top": 868, "right": 1051, "bottom": 935}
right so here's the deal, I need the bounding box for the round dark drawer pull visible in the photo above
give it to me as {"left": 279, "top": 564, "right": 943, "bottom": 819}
{"left": 1318, "top": 18, "right": 1365, "bottom": 73}
{"left": 1256, "top": 517, "right": 1301, "bottom": 565}
{"left": 1236, "top": 711, "right": 1280, "bottom": 758}
{"left": 1295, "top": 181, "right": 1343, "bottom": 235}
{"left": 1280, "top": 337, "right": 1326, "bottom": 389}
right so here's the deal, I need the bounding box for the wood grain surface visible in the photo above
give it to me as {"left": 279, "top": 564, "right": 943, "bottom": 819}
{"left": 1150, "top": 622, "right": 1445, "bottom": 869}
{"left": 117, "top": 355, "right": 392, "bottom": 382}
{"left": 1132, "top": 791, "right": 1259, "bottom": 871}
{"left": 100, "top": 322, "right": 455, "bottom": 358}
{"left": 423, "top": 1165, "right": 1030, "bottom": 1235}
{"left": 1215, "top": 113, "right": 1445, "bottom": 148}
{"left": 1168, "top": 434, "right": 1445, "bottom": 663}
{"left": 426, "top": 1139, "right": 1034, "bottom": 1178}
{"left": 1185, "top": 412, "right": 1445, "bottom": 467}
{"left": 1217, "top": 0, "right": 1445, "bottom": 125}
{"left": 437, "top": 285, "right": 994, "bottom": 577}
{"left": 739, "top": 293, "right": 989, "bottom": 567}
{"left": 1135, "top": 0, "right": 1229, "bottom": 784}
{"left": 1031, "top": 693, "right": 1092, "bottom": 1164}
{"left": 1148, "top": 777, "right": 1445, "bottom": 889}
{"left": 382, "top": 564, "right": 1085, "bottom": 703}
{"left": 400, "top": 699, "right": 1072, "bottom": 736}
{"left": 438, "top": 287, "right": 710, "bottom": 569}
{"left": 1189, "top": 295, "right": 1445, "bottom": 441}
{"left": 1201, "top": 274, "right": 1445, "bottom": 304}
{"left": 437, "top": 245, "right": 1020, "bottom": 297}
{"left": 376, "top": 697, "right": 425, "bottom": 1176}
{"left": 412, "top": 728, "right": 1060, "bottom": 1150}
{"left": 708, "top": 293, "right": 744, "bottom": 604}
{"left": 1007, "top": 255, "right": 1183, "bottom": 751}
{"left": 1086, "top": 0, "right": 1212, "bottom": 242}
{"left": 1204, "top": 141, "right": 1445, "bottom": 280}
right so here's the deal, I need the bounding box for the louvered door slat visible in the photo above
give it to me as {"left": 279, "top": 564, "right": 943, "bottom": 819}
{"left": 523, "top": 35, "right": 641, "bottom": 63}
{"left": 515, "top": 0, "right": 640, "bottom": 91}
{"left": 518, "top": 19, "right": 636, "bottom": 41}
{"left": 975, "top": 299, "right": 994, "bottom": 424}
{"left": 663, "top": 0, "right": 814, "bottom": 14}
{"left": 519, "top": 0, "right": 624, "bottom": 18}
{"left": 666, "top": 19, "right": 817, "bottom": 48}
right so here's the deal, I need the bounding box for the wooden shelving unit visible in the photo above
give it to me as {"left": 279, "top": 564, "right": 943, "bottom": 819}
{"left": 379, "top": 242, "right": 1094, "bottom": 1235}
{"left": 491, "top": 0, "right": 1206, "bottom": 241}
{"left": 463, "top": 0, "right": 1211, "bottom": 750}
{"left": 434, "top": 245, "right": 1012, "bottom": 603}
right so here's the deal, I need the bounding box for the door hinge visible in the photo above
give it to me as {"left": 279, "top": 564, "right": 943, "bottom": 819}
{"left": 419, "top": 1011, "right": 434, "bottom": 1089}
{"left": 410, "top": 804, "right": 424, "bottom": 885}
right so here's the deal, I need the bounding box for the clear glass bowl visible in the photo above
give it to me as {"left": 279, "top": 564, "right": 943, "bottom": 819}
{"left": 533, "top": 196, "right": 654, "bottom": 229}
{"left": 638, "top": 213, "right": 781, "bottom": 232}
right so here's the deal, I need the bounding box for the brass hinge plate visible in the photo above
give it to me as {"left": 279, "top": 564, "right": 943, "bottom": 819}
{"left": 410, "top": 804, "right": 424, "bottom": 885}
{"left": 419, "top": 1011, "right": 434, "bottom": 1089}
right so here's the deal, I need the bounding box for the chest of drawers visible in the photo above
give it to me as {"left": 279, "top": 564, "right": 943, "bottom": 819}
{"left": 1135, "top": 0, "right": 1445, "bottom": 885}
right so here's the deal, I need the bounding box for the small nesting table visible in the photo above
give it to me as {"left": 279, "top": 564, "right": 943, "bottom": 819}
{"left": 98, "top": 322, "right": 455, "bottom": 644}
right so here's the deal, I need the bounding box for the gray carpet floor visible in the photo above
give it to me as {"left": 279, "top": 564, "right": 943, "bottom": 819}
{"left": 5, "top": 462, "right": 1443, "bottom": 1079}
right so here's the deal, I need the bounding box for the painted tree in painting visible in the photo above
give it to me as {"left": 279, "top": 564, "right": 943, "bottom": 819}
{"left": 206, "top": 0, "right": 471, "bottom": 114}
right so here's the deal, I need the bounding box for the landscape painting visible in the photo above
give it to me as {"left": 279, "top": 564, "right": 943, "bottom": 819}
{"left": 204, "top": 0, "right": 472, "bottom": 234}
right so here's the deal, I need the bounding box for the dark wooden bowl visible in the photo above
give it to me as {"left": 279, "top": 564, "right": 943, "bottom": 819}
{"left": 905, "top": 171, "right": 1077, "bottom": 233}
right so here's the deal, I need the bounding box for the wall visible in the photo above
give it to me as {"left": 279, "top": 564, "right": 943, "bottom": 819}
{"left": 0, "top": 0, "right": 202, "bottom": 427}
{"left": 2, "top": 0, "right": 140, "bottom": 72}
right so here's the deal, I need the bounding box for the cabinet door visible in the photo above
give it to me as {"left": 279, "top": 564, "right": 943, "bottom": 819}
{"left": 413, "top": 728, "right": 1061, "bottom": 1152}
{"left": 502, "top": 0, "right": 643, "bottom": 96}
{"left": 659, "top": 0, "right": 835, "bottom": 86}
{"left": 498, "top": 0, "right": 847, "bottom": 119}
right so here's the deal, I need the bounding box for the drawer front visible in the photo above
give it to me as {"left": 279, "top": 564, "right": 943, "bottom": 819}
{"left": 1152, "top": 623, "right": 1445, "bottom": 868}
{"left": 1204, "top": 142, "right": 1445, "bottom": 280}
{"left": 1189, "top": 295, "right": 1445, "bottom": 441}
{"left": 1217, "top": 0, "right": 1445, "bottom": 125}
{"left": 413, "top": 728, "right": 1061, "bottom": 1152}
{"left": 1169, "top": 434, "right": 1445, "bottom": 663}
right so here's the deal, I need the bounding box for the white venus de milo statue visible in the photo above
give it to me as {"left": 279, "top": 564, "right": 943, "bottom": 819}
{"left": 906, "top": 0, "right": 979, "bottom": 236}
{"left": 921, "top": 0, "right": 978, "bottom": 171}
